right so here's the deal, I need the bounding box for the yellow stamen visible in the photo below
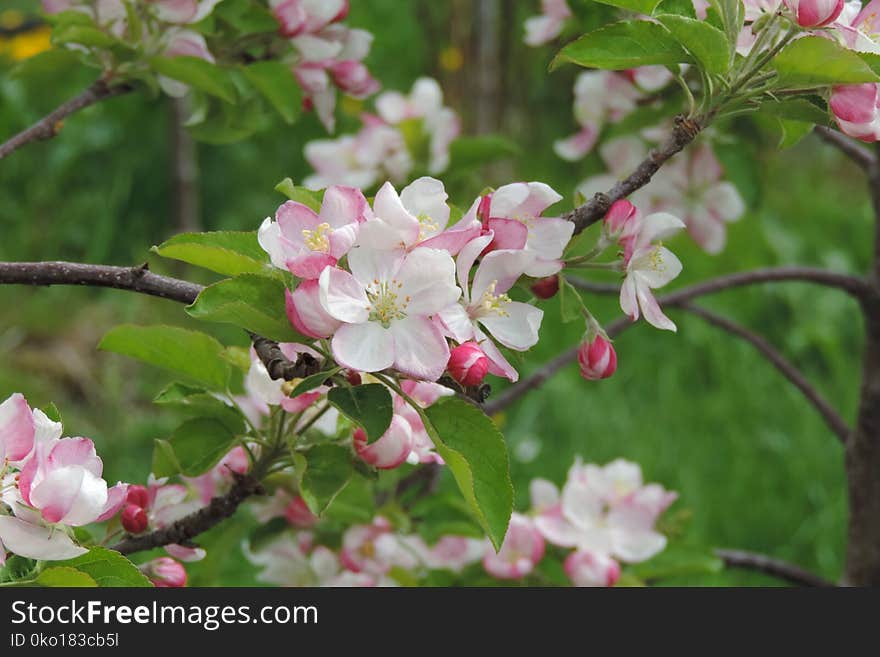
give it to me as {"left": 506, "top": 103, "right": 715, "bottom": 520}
{"left": 302, "top": 222, "right": 332, "bottom": 252}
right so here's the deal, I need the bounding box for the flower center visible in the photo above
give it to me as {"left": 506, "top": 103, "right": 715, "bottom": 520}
{"left": 302, "top": 222, "right": 332, "bottom": 252}
{"left": 365, "top": 278, "right": 410, "bottom": 327}
{"left": 648, "top": 243, "right": 666, "bottom": 272}
{"left": 417, "top": 212, "right": 440, "bottom": 240}
{"left": 472, "top": 280, "right": 511, "bottom": 318}
{"left": 862, "top": 11, "right": 880, "bottom": 38}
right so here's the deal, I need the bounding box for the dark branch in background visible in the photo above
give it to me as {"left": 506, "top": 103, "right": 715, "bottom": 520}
{"left": 715, "top": 548, "right": 835, "bottom": 587}
{"left": 0, "top": 79, "right": 132, "bottom": 161}
{"left": 814, "top": 126, "right": 876, "bottom": 171}
{"left": 563, "top": 115, "right": 703, "bottom": 235}
{"left": 112, "top": 473, "right": 263, "bottom": 555}
{"left": 680, "top": 303, "right": 850, "bottom": 443}
{"left": 485, "top": 266, "right": 864, "bottom": 422}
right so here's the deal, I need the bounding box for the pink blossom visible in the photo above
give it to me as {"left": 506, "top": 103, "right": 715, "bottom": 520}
{"left": 353, "top": 416, "right": 414, "bottom": 470}
{"left": 152, "top": 0, "right": 222, "bottom": 24}
{"left": 830, "top": 84, "right": 880, "bottom": 142}
{"left": 285, "top": 495, "right": 319, "bottom": 527}
{"left": 269, "top": 0, "right": 348, "bottom": 37}
{"left": 340, "top": 517, "right": 418, "bottom": 575}
{"left": 482, "top": 513, "right": 545, "bottom": 579}
{"left": 318, "top": 246, "right": 460, "bottom": 381}
{"left": 258, "top": 186, "right": 367, "bottom": 279}
{"left": 286, "top": 280, "right": 343, "bottom": 339}
{"left": 578, "top": 334, "right": 618, "bottom": 381}
{"left": 395, "top": 380, "right": 451, "bottom": 464}
{"left": 524, "top": 0, "right": 572, "bottom": 46}
{"left": 158, "top": 29, "right": 215, "bottom": 97}
{"left": 564, "top": 550, "right": 621, "bottom": 587}
{"left": 0, "top": 393, "right": 37, "bottom": 464}
{"left": 304, "top": 123, "right": 410, "bottom": 190}
{"left": 785, "top": 0, "right": 844, "bottom": 26}
{"left": 447, "top": 342, "right": 491, "bottom": 387}
{"left": 141, "top": 557, "right": 187, "bottom": 587}
{"left": 409, "top": 535, "right": 485, "bottom": 572}
{"left": 122, "top": 504, "right": 148, "bottom": 534}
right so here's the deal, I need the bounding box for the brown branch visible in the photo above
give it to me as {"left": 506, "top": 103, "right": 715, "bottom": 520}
{"left": 563, "top": 115, "right": 703, "bottom": 235}
{"left": 249, "top": 332, "right": 322, "bottom": 381}
{"left": 112, "top": 473, "right": 263, "bottom": 556}
{"left": 680, "top": 303, "right": 850, "bottom": 443}
{"left": 814, "top": 126, "right": 876, "bottom": 171}
{"left": 0, "top": 79, "right": 132, "bottom": 161}
{"left": 715, "top": 548, "right": 835, "bottom": 587}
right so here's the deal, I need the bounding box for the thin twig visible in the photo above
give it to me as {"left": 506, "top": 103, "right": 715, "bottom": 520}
{"left": 0, "top": 79, "right": 132, "bottom": 161}
{"left": 814, "top": 126, "right": 876, "bottom": 171}
{"left": 681, "top": 303, "right": 850, "bottom": 443}
{"left": 563, "top": 115, "right": 703, "bottom": 235}
{"left": 715, "top": 548, "right": 835, "bottom": 587}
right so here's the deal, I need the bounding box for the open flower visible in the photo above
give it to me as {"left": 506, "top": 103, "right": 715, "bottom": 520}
{"left": 439, "top": 233, "right": 543, "bottom": 382}
{"left": 153, "top": 0, "right": 222, "bottom": 24}
{"left": 318, "top": 246, "right": 460, "bottom": 381}
{"left": 619, "top": 212, "right": 685, "bottom": 332}
{"left": 564, "top": 550, "right": 621, "bottom": 587}
{"left": 259, "top": 185, "right": 367, "bottom": 279}
{"left": 0, "top": 393, "right": 37, "bottom": 465}
{"left": 482, "top": 513, "right": 545, "bottom": 579}
{"left": 269, "top": 0, "right": 349, "bottom": 37}
{"left": 524, "top": 0, "right": 572, "bottom": 46}
{"left": 353, "top": 416, "right": 414, "bottom": 470}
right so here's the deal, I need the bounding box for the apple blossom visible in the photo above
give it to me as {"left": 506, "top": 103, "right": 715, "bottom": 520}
{"left": 285, "top": 495, "right": 319, "bottom": 528}
{"left": 524, "top": 0, "right": 573, "bottom": 46}
{"left": 578, "top": 334, "right": 618, "bottom": 381}
{"left": 0, "top": 393, "right": 37, "bottom": 464}
{"left": 269, "top": 0, "right": 349, "bottom": 38}
{"left": 619, "top": 212, "right": 686, "bottom": 332}
{"left": 353, "top": 416, "right": 414, "bottom": 470}
{"left": 530, "top": 275, "right": 560, "bottom": 300}
{"left": 340, "top": 517, "right": 418, "bottom": 575}
{"left": 122, "top": 504, "right": 149, "bottom": 534}
{"left": 439, "top": 233, "right": 543, "bottom": 382}
{"left": 785, "top": 0, "right": 844, "bottom": 26}
{"left": 318, "top": 245, "right": 460, "bottom": 381}
{"left": 259, "top": 186, "right": 367, "bottom": 279}
{"left": 830, "top": 84, "right": 880, "bottom": 142}
{"left": 482, "top": 513, "right": 545, "bottom": 579}
{"left": 447, "top": 341, "right": 491, "bottom": 387}
{"left": 395, "top": 380, "right": 451, "bottom": 465}
{"left": 157, "top": 29, "right": 216, "bottom": 98}
{"left": 564, "top": 550, "right": 621, "bottom": 587}
{"left": 126, "top": 484, "right": 150, "bottom": 510}
{"left": 409, "top": 536, "right": 485, "bottom": 573}
{"left": 141, "top": 557, "right": 188, "bottom": 588}
{"left": 152, "top": 0, "right": 222, "bottom": 24}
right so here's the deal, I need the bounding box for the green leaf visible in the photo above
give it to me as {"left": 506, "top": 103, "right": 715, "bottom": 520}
{"left": 152, "top": 438, "right": 180, "bottom": 478}
{"left": 160, "top": 417, "right": 240, "bottom": 477}
{"left": 153, "top": 382, "right": 246, "bottom": 432}
{"left": 760, "top": 97, "right": 831, "bottom": 125}
{"left": 187, "top": 274, "right": 305, "bottom": 343}
{"left": 327, "top": 384, "right": 394, "bottom": 444}
{"left": 41, "top": 402, "right": 62, "bottom": 424}
{"left": 294, "top": 445, "right": 355, "bottom": 515}
{"left": 289, "top": 367, "right": 342, "bottom": 397}
{"left": 559, "top": 279, "right": 584, "bottom": 323}
{"left": 593, "top": 0, "right": 664, "bottom": 12}
{"left": 99, "top": 325, "right": 230, "bottom": 390}
{"left": 52, "top": 24, "right": 117, "bottom": 48}
{"left": 629, "top": 546, "right": 724, "bottom": 581}
{"left": 53, "top": 548, "right": 152, "bottom": 588}
{"left": 274, "top": 178, "right": 323, "bottom": 211}
{"left": 448, "top": 135, "right": 520, "bottom": 170}
{"left": 777, "top": 118, "right": 814, "bottom": 149}
{"left": 552, "top": 20, "right": 689, "bottom": 71}
{"left": 423, "top": 398, "right": 513, "bottom": 550}
{"left": 653, "top": 0, "right": 697, "bottom": 17}
{"left": 152, "top": 230, "right": 269, "bottom": 276}
{"left": 241, "top": 61, "right": 303, "bottom": 124}
{"left": 36, "top": 567, "right": 98, "bottom": 588}
{"left": 772, "top": 36, "right": 880, "bottom": 86}
{"left": 657, "top": 15, "right": 729, "bottom": 74}
{"left": 149, "top": 56, "right": 237, "bottom": 103}
{"left": 214, "top": 0, "right": 279, "bottom": 33}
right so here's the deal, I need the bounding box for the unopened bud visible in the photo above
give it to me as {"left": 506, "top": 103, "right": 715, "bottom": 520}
{"left": 125, "top": 484, "right": 149, "bottom": 509}
{"left": 447, "top": 342, "right": 490, "bottom": 386}
{"left": 578, "top": 334, "right": 617, "bottom": 381}
{"left": 531, "top": 275, "right": 559, "bottom": 299}
{"left": 141, "top": 557, "right": 187, "bottom": 588}
{"left": 121, "top": 503, "right": 148, "bottom": 534}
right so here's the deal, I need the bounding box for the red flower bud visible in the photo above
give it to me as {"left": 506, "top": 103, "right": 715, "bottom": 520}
{"left": 447, "top": 342, "right": 490, "bottom": 386}
{"left": 531, "top": 275, "right": 560, "bottom": 299}
{"left": 125, "top": 484, "right": 149, "bottom": 510}
{"left": 121, "top": 503, "right": 148, "bottom": 534}
{"left": 142, "top": 557, "right": 187, "bottom": 588}
{"left": 784, "top": 0, "right": 844, "bottom": 27}
{"left": 346, "top": 370, "right": 362, "bottom": 386}
{"left": 285, "top": 495, "right": 319, "bottom": 528}
{"left": 477, "top": 194, "right": 493, "bottom": 224}
{"left": 578, "top": 335, "right": 617, "bottom": 381}
{"left": 603, "top": 199, "right": 638, "bottom": 236}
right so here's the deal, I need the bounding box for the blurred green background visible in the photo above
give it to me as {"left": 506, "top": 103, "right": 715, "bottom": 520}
{"left": 0, "top": 0, "right": 868, "bottom": 585}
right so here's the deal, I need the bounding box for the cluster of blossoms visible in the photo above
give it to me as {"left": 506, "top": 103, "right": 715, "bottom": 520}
{"left": 42, "top": 1, "right": 378, "bottom": 129}
{"left": 245, "top": 458, "right": 676, "bottom": 587}
{"left": 303, "top": 78, "right": 460, "bottom": 190}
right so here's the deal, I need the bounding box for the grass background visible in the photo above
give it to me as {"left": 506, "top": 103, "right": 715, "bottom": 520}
{"left": 0, "top": 0, "right": 869, "bottom": 585}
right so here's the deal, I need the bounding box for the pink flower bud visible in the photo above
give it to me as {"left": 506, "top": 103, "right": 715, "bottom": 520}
{"left": 447, "top": 342, "right": 490, "bottom": 387}
{"left": 142, "top": 557, "right": 187, "bottom": 588}
{"left": 346, "top": 370, "right": 362, "bottom": 386}
{"left": 332, "top": 1, "right": 350, "bottom": 22}
{"left": 578, "top": 335, "right": 617, "bottom": 381}
{"left": 121, "top": 504, "right": 148, "bottom": 534}
{"left": 353, "top": 416, "right": 414, "bottom": 470}
{"left": 784, "top": 0, "right": 844, "bottom": 26}
{"left": 477, "top": 194, "right": 492, "bottom": 223}
{"left": 830, "top": 84, "right": 880, "bottom": 142}
{"left": 604, "top": 199, "right": 638, "bottom": 237}
{"left": 284, "top": 495, "right": 319, "bottom": 528}
{"left": 126, "top": 485, "right": 150, "bottom": 509}
{"left": 531, "top": 275, "right": 560, "bottom": 299}
{"left": 564, "top": 550, "right": 621, "bottom": 587}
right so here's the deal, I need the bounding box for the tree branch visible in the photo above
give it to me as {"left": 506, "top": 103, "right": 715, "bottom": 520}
{"left": 814, "top": 126, "right": 876, "bottom": 171}
{"left": 0, "top": 79, "right": 132, "bottom": 161}
{"left": 715, "top": 548, "right": 835, "bottom": 587}
{"left": 112, "top": 472, "right": 263, "bottom": 556}
{"left": 680, "top": 303, "right": 850, "bottom": 443}
{"left": 563, "top": 115, "right": 703, "bottom": 235}
{"left": 249, "top": 332, "right": 322, "bottom": 381}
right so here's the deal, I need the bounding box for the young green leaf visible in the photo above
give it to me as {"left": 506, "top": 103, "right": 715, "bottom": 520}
{"left": 153, "top": 382, "right": 246, "bottom": 433}
{"left": 327, "top": 384, "right": 394, "bottom": 444}
{"left": 151, "top": 230, "right": 269, "bottom": 276}
{"left": 187, "top": 274, "right": 305, "bottom": 343}
{"left": 99, "top": 325, "right": 230, "bottom": 390}
{"left": 772, "top": 36, "right": 880, "bottom": 87}
{"left": 52, "top": 548, "right": 152, "bottom": 587}
{"left": 594, "top": 0, "right": 664, "bottom": 12}
{"left": 289, "top": 367, "right": 343, "bottom": 397}
{"left": 149, "top": 56, "right": 238, "bottom": 103}
{"left": 422, "top": 398, "right": 513, "bottom": 550}
{"left": 657, "top": 15, "right": 729, "bottom": 74}
{"left": 294, "top": 445, "right": 355, "bottom": 515}
{"left": 274, "top": 178, "right": 324, "bottom": 211}
{"left": 36, "top": 567, "right": 98, "bottom": 587}
{"left": 241, "top": 61, "right": 303, "bottom": 124}
{"left": 159, "top": 417, "right": 239, "bottom": 477}
{"left": 552, "top": 20, "right": 689, "bottom": 71}
{"left": 152, "top": 438, "right": 181, "bottom": 479}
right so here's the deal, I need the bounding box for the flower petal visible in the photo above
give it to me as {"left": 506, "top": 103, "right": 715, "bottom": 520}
{"left": 0, "top": 516, "right": 87, "bottom": 561}
{"left": 332, "top": 322, "right": 395, "bottom": 373}
{"left": 318, "top": 266, "right": 370, "bottom": 323}
{"left": 390, "top": 316, "right": 450, "bottom": 381}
